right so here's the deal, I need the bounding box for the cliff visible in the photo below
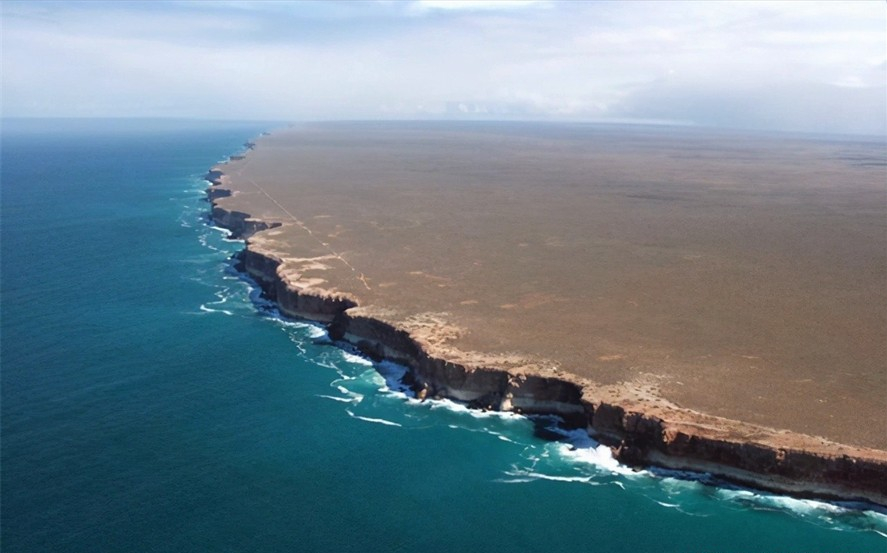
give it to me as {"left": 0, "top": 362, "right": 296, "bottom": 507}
{"left": 205, "top": 166, "right": 887, "bottom": 508}
{"left": 205, "top": 169, "right": 280, "bottom": 239}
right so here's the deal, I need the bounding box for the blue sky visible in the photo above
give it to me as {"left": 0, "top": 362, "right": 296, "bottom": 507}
{"left": 2, "top": 0, "right": 884, "bottom": 135}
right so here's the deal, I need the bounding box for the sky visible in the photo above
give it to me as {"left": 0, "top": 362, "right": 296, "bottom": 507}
{"left": 2, "top": 0, "right": 885, "bottom": 135}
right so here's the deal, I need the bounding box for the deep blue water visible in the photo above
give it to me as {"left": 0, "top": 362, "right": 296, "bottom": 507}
{"left": 2, "top": 119, "right": 885, "bottom": 552}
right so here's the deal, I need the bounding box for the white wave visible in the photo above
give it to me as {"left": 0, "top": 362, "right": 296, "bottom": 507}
{"left": 346, "top": 410, "right": 402, "bottom": 427}
{"left": 334, "top": 386, "right": 363, "bottom": 403}
{"left": 425, "top": 398, "right": 524, "bottom": 422}
{"left": 655, "top": 475, "right": 710, "bottom": 503}
{"left": 199, "top": 304, "right": 233, "bottom": 316}
{"left": 182, "top": 310, "right": 212, "bottom": 317}
{"left": 286, "top": 334, "right": 307, "bottom": 354}
{"left": 532, "top": 474, "right": 598, "bottom": 484}
{"left": 335, "top": 385, "right": 359, "bottom": 396}
{"left": 720, "top": 489, "right": 842, "bottom": 515}
{"left": 356, "top": 369, "right": 398, "bottom": 393}
{"left": 316, "top": 394, "right": 359, "bottom": 404}
{"left": 195, "top": 285, "right": 250, "bottom": 317}
{"left": 255, "top": 306, "right": 330, "bottom": 348}
{"left": 494, "top": 477, "right": 536, "bottom": 484}
{"left": 556, "top": 442, "right": 638, "bottom": 476}
{"left": 197, "top": 234, "right": 223, "bottom": 252}
{"left": 212, "top": 289, "right": 231, "bottom": 304}
{"left": 272, "top": 317, "right": 323, "bottom": 336}
{"left": 715, "top": 488, "right": 887, "bottom": 536}
{"left": 315, "top": 359, "right": 340, "bottom": 371}
{"left": 534, "top": 424, "right": 638, "bottom": 476}
{"left": 269, "top": 315, "right": 326, "bottom": 337}
{"left": 208, "top": 224, "right": 240, "bottom": 239}
{"left": 502, "top": 469, "right": 597, "bottom": 485}
{"left": 634, "top": 492, "right": 714, "bottom": 518}
{"left": 270, "top": 314, "right": 313, "bottom": 328}
{"left": 341, "top": 351, "right": 373, "bottom": 366}
{"left": 306, "top": 325, "right": 328, "bottom": 339}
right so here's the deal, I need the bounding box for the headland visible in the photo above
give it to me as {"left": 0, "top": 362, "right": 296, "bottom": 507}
{"left": 207, "top": 121, "right": 887, "bottom": 505}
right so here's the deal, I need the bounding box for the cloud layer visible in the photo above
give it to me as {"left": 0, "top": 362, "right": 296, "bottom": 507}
{"left": 2, "top": 0, "right": 884, "bottom": 135}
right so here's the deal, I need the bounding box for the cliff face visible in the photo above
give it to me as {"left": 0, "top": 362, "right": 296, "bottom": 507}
{"left": 595, "top": 405, "right": 887, "bottom": 504}
{"left": 331, "top": 310, "right": 587, "bottom": 421}
{"left": 205, "top": 170, "right": 281, "bottom": 239}
{"left": 238, "top": 247, "right": 356, "bottom": 322}
{"left": 207, "top": 168, "right": 887, "bottom": 508}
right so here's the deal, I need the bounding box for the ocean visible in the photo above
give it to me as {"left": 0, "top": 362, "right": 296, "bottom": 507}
{"left": 1, "top": 118, "right": 884, "bottom": 552}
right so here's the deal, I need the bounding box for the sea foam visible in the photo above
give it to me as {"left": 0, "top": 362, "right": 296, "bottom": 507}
{"left": 346, "top": 410, "right": 403, "bottom": 427}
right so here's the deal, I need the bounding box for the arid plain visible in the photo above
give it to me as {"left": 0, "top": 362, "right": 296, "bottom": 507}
{"left": 214, "top": 122, "right": 886, "bottom": 450}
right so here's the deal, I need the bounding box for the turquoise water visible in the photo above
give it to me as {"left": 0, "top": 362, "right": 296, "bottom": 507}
{"left": 2, "top": 119, "right": 885, "bottom": 552}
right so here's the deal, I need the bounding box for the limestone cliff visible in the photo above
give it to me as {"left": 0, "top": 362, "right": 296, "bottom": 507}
{"left": 206, "top": 167, "right": 887, "bottom": 508}
{"left": 205, "top": 170, "right": 280, "bottom": 239}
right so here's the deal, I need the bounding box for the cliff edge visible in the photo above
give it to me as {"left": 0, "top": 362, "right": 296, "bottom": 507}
{"left": 204, "top": 125, "right": 887, "bottom": 507}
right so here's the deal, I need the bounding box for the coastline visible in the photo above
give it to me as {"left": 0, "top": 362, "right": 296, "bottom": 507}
{"left": 205, "top": 135, "right": 887, "bottom": 508}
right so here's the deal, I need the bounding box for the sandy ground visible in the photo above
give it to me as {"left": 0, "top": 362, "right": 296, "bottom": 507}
{"left": 215, "top": 122, "right": 886, "bottom": 450}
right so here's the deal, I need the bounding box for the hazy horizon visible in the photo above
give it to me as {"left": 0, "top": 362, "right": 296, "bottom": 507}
{"left": 2, "top": 1, "right": 885, "bottom": 136}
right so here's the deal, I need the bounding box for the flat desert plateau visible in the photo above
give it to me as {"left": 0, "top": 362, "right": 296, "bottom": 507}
{"left": 213, "top": 122, "right": 886, "bottom": 451}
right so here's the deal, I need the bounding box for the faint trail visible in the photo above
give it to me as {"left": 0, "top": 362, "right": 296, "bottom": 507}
{"left": 230, "top": 160, "right": 372, "bottom": 291}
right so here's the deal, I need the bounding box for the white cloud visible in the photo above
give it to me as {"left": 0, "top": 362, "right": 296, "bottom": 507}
{"left": 1, "top": 0, "right": 884, "bottom": 135}
{"left": 413, "top": 0, "right": 548, "bottom": 11}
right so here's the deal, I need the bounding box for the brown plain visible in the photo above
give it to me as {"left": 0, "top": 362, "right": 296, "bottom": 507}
{"left": 216, "top": 122, "right": 886, "bottom": 450}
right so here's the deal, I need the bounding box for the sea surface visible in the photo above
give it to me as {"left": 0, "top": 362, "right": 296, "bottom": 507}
{"left": 2, "top": 119, "right": 885, "bottom": 552}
